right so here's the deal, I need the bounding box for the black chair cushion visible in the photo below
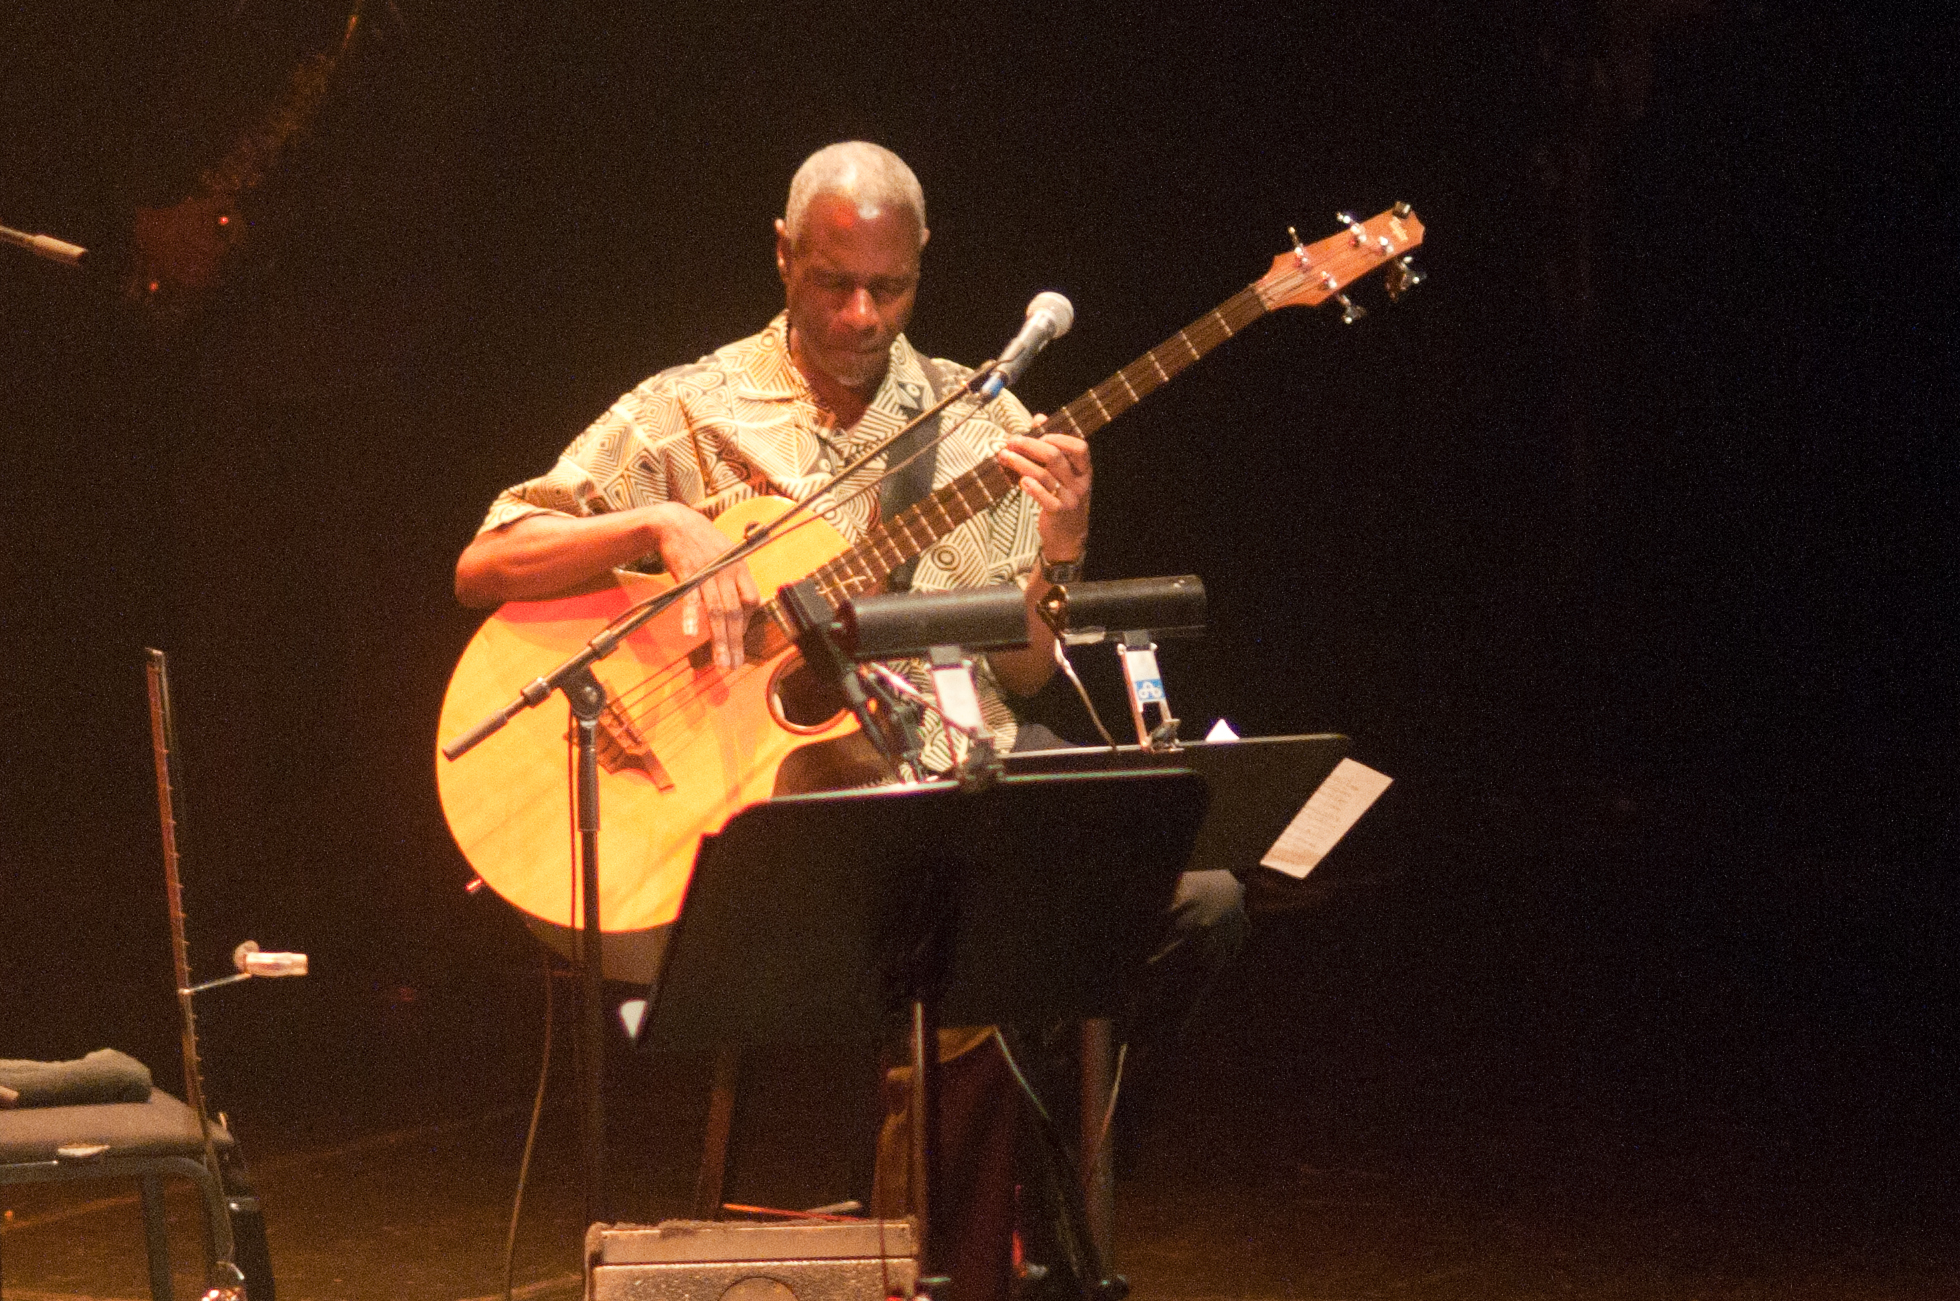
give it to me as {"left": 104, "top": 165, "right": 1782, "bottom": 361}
{"left": 0, "top": 1090, "right": 235, "bottom": 1165}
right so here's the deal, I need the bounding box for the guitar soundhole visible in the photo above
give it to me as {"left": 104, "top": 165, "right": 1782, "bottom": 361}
{"left": 769, "top": 651, "right": 850, "bottom": 733}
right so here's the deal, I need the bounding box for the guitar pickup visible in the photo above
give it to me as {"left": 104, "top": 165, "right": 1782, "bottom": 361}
{"left": 580, "top": 701, "right": 676, "bottom": 791}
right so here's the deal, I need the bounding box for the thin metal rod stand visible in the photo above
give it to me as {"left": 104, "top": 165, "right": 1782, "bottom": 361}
{"left": 909, "top": 997, "right": 943, "bottom": 1289}
{"left": 565, "top": 665, "right": 610, "bottom": 1227}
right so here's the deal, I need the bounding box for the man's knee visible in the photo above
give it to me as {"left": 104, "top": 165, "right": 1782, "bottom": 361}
{"left": 1164, "top": 868, "right": 1247, "bottom": 960}
{"left": 1124, "top": 869, "right": 1246, "bottom": 1056}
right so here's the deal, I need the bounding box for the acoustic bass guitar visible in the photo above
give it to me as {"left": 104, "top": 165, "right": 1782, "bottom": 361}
{"left": 436, "top": 206, "right": 1426, "bottom": 942}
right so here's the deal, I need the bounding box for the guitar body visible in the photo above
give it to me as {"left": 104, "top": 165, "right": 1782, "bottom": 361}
{"left": 435, "top": 496, "right": 864, "bottom": 934}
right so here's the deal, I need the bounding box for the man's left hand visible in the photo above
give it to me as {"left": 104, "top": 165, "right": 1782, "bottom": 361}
{"left": 999, "top": 416, "right": 1091, "bottom": 562}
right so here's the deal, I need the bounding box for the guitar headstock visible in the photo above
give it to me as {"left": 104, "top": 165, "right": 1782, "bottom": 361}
{"left": 1255, "top": 204, "right": 1426, "bottom": 317}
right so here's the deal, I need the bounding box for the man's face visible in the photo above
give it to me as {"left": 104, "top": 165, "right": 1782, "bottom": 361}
{"left": 777, "top": 194, "right": 925, "bottom": 394}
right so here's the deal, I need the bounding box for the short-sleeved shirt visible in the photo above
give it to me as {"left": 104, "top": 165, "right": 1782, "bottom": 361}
{"left": 480, "top": 313, "right": 1043, "bottom": 765}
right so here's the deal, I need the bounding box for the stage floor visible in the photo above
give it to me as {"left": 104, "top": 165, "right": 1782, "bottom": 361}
{"left": 5, "top": 1040, "right": 1950, "bottom": 1301}
{"left": 5, "top": 771, "right": 1953, "bottom": 1299}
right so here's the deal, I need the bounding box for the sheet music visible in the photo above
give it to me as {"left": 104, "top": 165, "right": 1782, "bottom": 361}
{"left": 1260, "top": 757, "right": 1392, "bottom": 878}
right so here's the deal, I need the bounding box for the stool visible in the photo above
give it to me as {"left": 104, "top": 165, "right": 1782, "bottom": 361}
{"left": 0, "top": 1090, "right": 241, "bottom": 1301}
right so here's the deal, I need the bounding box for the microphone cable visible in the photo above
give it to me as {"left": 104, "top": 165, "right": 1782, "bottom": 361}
{"left": 502, "top": 949, "right": 557, "bottom": 1301}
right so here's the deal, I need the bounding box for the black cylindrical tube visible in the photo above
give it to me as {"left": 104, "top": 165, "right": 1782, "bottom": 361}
{"left": 840, "top": 585, "right": 1030, "bottom": 659}
{"left": 1047, "top": 575, "right": 1206, "bottom": 640}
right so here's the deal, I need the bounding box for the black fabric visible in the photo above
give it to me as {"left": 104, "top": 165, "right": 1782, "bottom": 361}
{"left": 0, "top": 1089, "right": 236, "bottom": 1162}
{"left": 0, "top": 1048, "right": 152, "bottom": 1109}
{"left": 877, "top": 359, "right": 952, "bottom": 592}
{"left": 1008, "top": 722, "right": 1071, "bottom": 753}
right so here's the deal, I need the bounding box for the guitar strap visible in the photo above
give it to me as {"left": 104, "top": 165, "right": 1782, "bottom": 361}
{"left": 877, "top": 356, "right": 953, "bottom": 592}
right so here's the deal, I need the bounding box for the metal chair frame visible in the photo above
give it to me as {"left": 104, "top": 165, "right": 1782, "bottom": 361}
{"left": 0, "top": 1093, "right": 239, "bottom": 1301}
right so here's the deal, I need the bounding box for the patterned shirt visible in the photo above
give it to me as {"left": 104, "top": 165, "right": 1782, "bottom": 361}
{"left": 480, "top": 313, "right": 1043, "bottom": 765}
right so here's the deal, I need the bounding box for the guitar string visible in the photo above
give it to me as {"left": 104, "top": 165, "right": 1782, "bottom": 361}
{"left": 595, "top": 387, "right": 1000, "bottom": 722}
{"left": 591, "top": 382, "right": 1015, "bottom": 729}
{"left": 585, "top": 370, "right": 1010, "bottom": 725}
{"left": 577, "top": 240, "right": 1390, "bottom": 751}
{"left": 594, "top": 456, "right": 1015, "bottom": 745}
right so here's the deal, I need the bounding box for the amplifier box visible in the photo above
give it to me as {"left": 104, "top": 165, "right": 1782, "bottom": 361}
{"left": 586, "top": 1218, "right": 919, "bottom": 1301}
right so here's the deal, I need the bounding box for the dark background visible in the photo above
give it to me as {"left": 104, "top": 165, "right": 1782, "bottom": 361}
{"left": 2, "top": 0, "right": 1952, "bottom": 1219}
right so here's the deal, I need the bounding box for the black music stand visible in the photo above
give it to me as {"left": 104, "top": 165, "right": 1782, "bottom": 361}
{"left": 1000, "top": 733, "right": 1348, "bottom": 1252}
{"left": 635, "top": 768, "right": 1209, "bottom": 1294}
{"left": 1004, "top": 734, "right": 1349, "bottom": 879}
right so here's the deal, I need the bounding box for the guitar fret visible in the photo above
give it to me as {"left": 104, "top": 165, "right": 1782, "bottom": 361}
{"left": 1175, "top": 329, "right": 1202, "bottom": 362}
{"left": 1153, "top": 343, "right": 1192, "bottom": 381}
{"left": 1086, "top": 388, "right": 1112, "bottom": 422}
{"left": 1113, "top": 368, "right": 1142, "bottom": 403}
{"left": 809, "top": 571, "right": 840, "bottom": 607}
{"left": 898, "top": 511, "right": 929, "bottom": 552}
{"left": 1058, "top": 400, "right": 1093, "bottom": 435}
{"left": 1147, "top": 349, "right": 1172, "bottom": 383}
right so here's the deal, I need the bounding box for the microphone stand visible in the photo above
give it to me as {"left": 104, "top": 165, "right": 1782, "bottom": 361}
{"left": 439, "top": 357, "right": 999, "bottom": 1228}
{"left": 862, "top": 660, "right": 1003, "bottom": 792}
{"left": 779, "top": 577, "right": 912, "bottom": 783}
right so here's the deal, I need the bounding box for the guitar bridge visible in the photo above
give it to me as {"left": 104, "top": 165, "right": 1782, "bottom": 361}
{"left": 581, "top": 701, "right": 676, "bottom": 791}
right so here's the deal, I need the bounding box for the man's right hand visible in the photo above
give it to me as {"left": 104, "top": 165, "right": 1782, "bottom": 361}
{"left": 651, "top": 504, "right": 761, "bottom": 670}
{"left": 455, "top": 502, "right": 760, "bottom": 668}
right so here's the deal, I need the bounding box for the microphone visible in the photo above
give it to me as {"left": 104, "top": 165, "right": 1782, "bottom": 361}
{"left": 231, "top": 940, "right": 309, "bottom": 978}
{"left": 976, "top": 291, "right": 1074, "bottom": 399}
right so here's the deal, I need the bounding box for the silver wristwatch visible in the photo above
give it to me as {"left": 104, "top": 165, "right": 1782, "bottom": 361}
{"left": 1038, "top": 551, "right": 1085, "bottom": 585}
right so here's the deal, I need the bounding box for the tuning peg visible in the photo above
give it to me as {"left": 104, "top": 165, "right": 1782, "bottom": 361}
{"left": 1337, "top": 211, "right": 1368, "bottom": 245}
{"left": 1286, "top": 224, "right": 1313, "bottom": 268}
{"left": 1384, "top": 255, "right": 1426, "bottom": 303}
{"left": 1335, "top": 292, "right": 1368, "bottom": 325}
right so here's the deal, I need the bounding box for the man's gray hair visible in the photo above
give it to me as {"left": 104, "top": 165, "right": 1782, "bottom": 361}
{"left": 783, "top": 141, "right": 926, "bottom": 246}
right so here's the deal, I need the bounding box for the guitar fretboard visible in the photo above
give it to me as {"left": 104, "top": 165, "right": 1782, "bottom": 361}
{"left": 802, "top": 282, "right": 1273, "bottom": 609}
{"left": 1043, "top": 284, "right": 1269, "bottom": 443}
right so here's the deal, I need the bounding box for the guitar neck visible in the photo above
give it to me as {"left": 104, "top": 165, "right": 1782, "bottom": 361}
{"left": 806, "top": 283, "right": 1273, "bottom": 607}
{"left": 1043, "top": 283, "right": 1270, "bottom": 442}
{"left": 791, "top": 204, "right": 1426, "bottom": 610}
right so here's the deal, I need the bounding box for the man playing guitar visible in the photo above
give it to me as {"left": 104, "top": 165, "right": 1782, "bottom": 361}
{"left": 453, "top": 140, "right": 1244, "bottom": 1301}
